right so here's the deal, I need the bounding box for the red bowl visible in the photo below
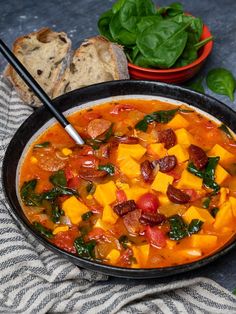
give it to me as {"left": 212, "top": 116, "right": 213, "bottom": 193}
{"left": 128, "top": 24, "right": 213, "bottom": 84}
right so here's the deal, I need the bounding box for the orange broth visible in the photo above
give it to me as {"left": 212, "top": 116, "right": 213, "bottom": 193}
{"left": 19, "top": 99, "right": 236, "bottom": 268}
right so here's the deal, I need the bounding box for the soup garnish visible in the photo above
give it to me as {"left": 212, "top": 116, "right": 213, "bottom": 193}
{"left": 19, "top": 99, "right": 236, "bottom": 268}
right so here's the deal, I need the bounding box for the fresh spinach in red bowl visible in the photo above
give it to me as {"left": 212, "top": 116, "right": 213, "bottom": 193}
{"left": 98, "top": 1, "right": 213, "bottom": 83}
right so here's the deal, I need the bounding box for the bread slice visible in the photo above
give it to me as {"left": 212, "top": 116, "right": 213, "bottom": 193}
{"left": 52, "top": 36, "right": 129, "bottom": 97}
{"left": 5, "top": 28, "right": 71, "bottom": 107}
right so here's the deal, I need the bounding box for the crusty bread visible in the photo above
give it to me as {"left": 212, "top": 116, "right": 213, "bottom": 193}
{"left": 52, "top": 36, "right": 129, "bottom": 97}
{"left": 5, "top": 28, "right": 71, "bottom": 107}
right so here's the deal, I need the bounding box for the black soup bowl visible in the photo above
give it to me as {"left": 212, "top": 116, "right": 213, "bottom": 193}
{"left": 2, "top": 80, "right": 236, "bottom": 278}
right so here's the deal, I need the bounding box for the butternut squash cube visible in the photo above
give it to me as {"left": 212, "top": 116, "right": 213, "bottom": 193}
{"left": 168, "top": 144, "right": 189, "bottom": 163}
{"left": 151, "top": 171, "right": 174, "bottom": 194}
{"left": 167, "top": 114, "right": 189, "bottom": 129}
{"left": 190, "top": 234, "right": 218, "bottom": 251}
{"left": 106, "top": 249, "right": 120, "bottom": 264}
{"left": 158, "top": 194, "right": 171, "bottom": 206}
{"left": 178, "top": 248, "right": 202, "bottom": 258}
{"left": 166, "top": 239, "right": 176, "bottom": 249}
{"left": 62, "top": 196, "right": 89, "bottom": 224}
{"left": 94, "top": 218, "right": 110, "bottom": 231}
{"left": 175, "top": 128, "right": 193, "bottom": 147}
{"left": 119, "top": 157, "right": 141, "bottom": 178}
{"left": 208, "top": 144, "right": 234, "bottom": 166}
{"left": 132, "top": 244, "right": 150, "bottom": 266}
{"left": 102, "top": 204, "right": 118, "bottom": 224}
{"left": 215, "top": 165, "right": 230, "bottom": 185}
{"left": 219, "top": 187, "right": 229, "bottom": 206}
{"left": 229, "top": 196, "right": 236, "bottom": 217}
{"left": 147, "top": 143, "right": 167, "bottom": 158}
{"left": 94, "top": 181, "right": 117, "bottom": 206}
{"left": 177, "top": 170, "right": 203, "bottom": 190}
{"left": 214, "top": 201, "right": 234, "bottom": 230}
{"left": 125, "top": 186, "right": 149, "bottom": 202}
{"left": 117, "top": 143, "right": 146, "bottom": 161}
{"left": 183, "top": 206, "right": 215, "bottom": 224}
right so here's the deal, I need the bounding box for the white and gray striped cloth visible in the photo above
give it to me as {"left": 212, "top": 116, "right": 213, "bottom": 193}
{"left": 0, "top": 75, "right": 235, "bottom": 314}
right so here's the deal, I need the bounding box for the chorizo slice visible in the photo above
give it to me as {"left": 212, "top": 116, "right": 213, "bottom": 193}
{"left": 113, "top": 200, "right": 137, "bottom": 217}
{"left": 78, "top": 167, "right": 107, "bottom": 181}
{"left": 158, "top": 128, "right": 176, "bottom": 149}
{"left": 87, "top": 119, "right": 112, "bottom": 139}
{"left": 140, "top": 160, "right": 154, "bottom": 182}
{"left": 167, "top": 184, "right": 190, "bottom": 204}
{"left": 113, "top": 136, "right": 139, "bottom": 144}
{"left": 158, "top": 155, "right": 177, "bottom": 173}
{"left": 139, "top": 212, "right": 166, "bottom": 226}
{"left": 188, "top": 144, "right": 208, "bottom": 169}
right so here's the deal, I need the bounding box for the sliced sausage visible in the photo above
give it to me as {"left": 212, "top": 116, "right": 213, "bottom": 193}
{"left": 113, "top": 136, "right": 139, "bottom": 144}
{"left": 113, "top": 200, "right": 137, "bottom": 217}
{"left": 140, "top": 160, "right": 154, "bottom": 182}
{"left": 158, "top": 155, "right": 177, "bottom": 173}
{"left": 188, "top": 144, "right": 208, "bottom": 169}
{"left": 139, "top": 212, "right": 166, "bottom": 226}
{"left": 87, "top": 119, "right": 112, "bottom": 139}
{"left": 110, "top": 104, "right": 135, "bottom": 115}
{"left": 78, "top": 167, "right": 107, "bottom": 181}
{"left": 158, "top": 128, "right": 176, "bottom": 149}
{"left": 167, "top": 184, "right": 190, "bottom": 204}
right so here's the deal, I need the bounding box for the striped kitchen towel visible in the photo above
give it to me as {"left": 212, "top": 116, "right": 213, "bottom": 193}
{"left": 0, "top": 75, "right": 236, "bottom": 314}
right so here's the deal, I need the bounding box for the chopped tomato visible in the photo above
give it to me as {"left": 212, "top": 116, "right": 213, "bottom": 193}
{"left": 65, "top": 166, "right": 74, "bottom": 181}
{"left": 53, "top": 227, "right": 79, "bottom": 254}
{"left": 67, "top": 176, "right": 80, "bottom": 189}
{"left": 116, "top": 190, "right": 127, "bottom": 203}
{"left": 137, "top": 193, "right": 159, "bottom": 213}
{"left": 110, "top": 104, "right": 135, "bottom": 115}
{"left": 77, "top": 145, "right": 94, "bottom": 156}
{"left": 119, "top": 248, "right": 133, "bottom": 266}
{"left": 69, "top": 156, "right": 99, "bottom": 170}
{"left": 87, "top": 227, "right": 105, "bottom": 241}
{"left": 168, "top": 170, "right": 181, "bottom": 181}
{"left": 182, "top": 189, "right": 201, "bottom": 202}
{"left": 145, "top": 226, "right": 166, "bottom": 248}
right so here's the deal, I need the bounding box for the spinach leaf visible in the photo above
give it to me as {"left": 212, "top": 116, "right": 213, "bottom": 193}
{"left": 135, "top": 108, "right": 178, "bottom": 131}
{"left": 119, "top": 235, "right": 129, "bottom": 249}
{"left": 233, "top": 288, "right": 236, "bottom": 295}
{"left": 33, "top": 222, "right": 53, "bottom": 239}
{"left": 86, "top": 182, "right": 96, "bottom": 194}
{"left": 74, "top": 236, "right": 96, "bottom": 259}
{"left": 202, "top": 197, "right": 211, "bottom": 209}
{"left": 187, "top": 157, "right": 220, "bottom": 193}
{"left": 41, "top": 186, "right": 78, "bottom": 201}
{"left": 33, "top": 141, "right": 50, "bottom": 148}
{"left": 97, "top": 10, "right": 114, "bottom": 41}
{"left": 218, "top": 124, "right": 234, "bottom": 139}
{"left": 211, "top": 207, "right": 219, "bottom": 218}
{"left": 82, "top": 211, "right": 93, "bottom": 221}
{"left": 206, "top": 68, "right": 236, "bottom": 101}
{"left": 158, "top": 2, "right": 183, "bottom": 17}
{"left": 98, "top": 163, "right": 115, "bottom": 175}
{"left": 51, "top": 203, "right": 64, "bottom": 223}
{"left": 137, "top": 15, "right": 162, "bottom": 33}
{"left": 49, "top": 170, "right": 67, "bottom": 187}
{"left": 136, "top": 20, "right": 189, "bottom": 68}
{"left": 186, "top": 78, "right": 205, "bottom": 93}
{"left": 20, "top": 179, "right": 42, "bottom": 206}
{"left": 112, "top": 0, "right": 126, "bottom": 14}
{"left": 168, "top": 215, "right": 203, "bottom": 240}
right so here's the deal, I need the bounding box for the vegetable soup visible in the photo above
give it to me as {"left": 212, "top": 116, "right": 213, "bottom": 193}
{"left": 19, "top": 99, "right": 236, "bottom": 268}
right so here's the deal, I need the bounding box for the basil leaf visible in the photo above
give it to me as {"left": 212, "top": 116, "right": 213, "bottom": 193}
{"left": 34, "top": 141, "right": 50, "bottom": 148}
{"left": 136, "top": 20, "right": 189, "bottom": 68}
{"left": 50, "top": 170, "right": 67, "bottom": 187}
{"left": 206, "top": 68, "right": 236, "bottom": 101}
{"left": 33, "top": 222, "right": 53, "bottom": 239}
{"left": 74, "top": 237, "right": 96, "bottom": 259}
{"left": 20, "top": 179, "right": 42, "bottom": 206}
{"left": 98, "top": 163, "right": 115, "bottom": 175}
{"left": 135, "top": 108, "right": 178, "bottom": 131}
{"left": 82, "top": 211, "right": 93, "bottom": 221}
{"left": 218, "top": 124, "right": 234, "bottom": 139}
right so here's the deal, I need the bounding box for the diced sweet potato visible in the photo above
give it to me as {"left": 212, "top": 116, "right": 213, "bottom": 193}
{"left": 168, "top": 144, "right": 189, "bottom": 163}
{"left": 125, "top": 186, "right": 150, "bottom": 202}
{"left": 132, "top": 244, "right": 150, "bottom": 266}
{"left": 119, "top": 157, "right": 141, "bottom": 178}
{"left": 62, "top": 196, "right": 89, "bottom": 224}
{"left": 183, "top": 205, "right": 215, "bottom": 225}
{"left": 102, "top": 204, "right": 118, "bottom": 224}
{"left": 214, "top": 201, "right": 234, "bottom": 230}
{"left": 189, "top": 234, "right": 218, "bottom": 251}
{"left": 117, "top": 143, "right": 146, "bottom": 161}
{"left": 151, "top": 171, "right": 174, "bottom": 194}
{"left": 106, "top": 249, "right": 120, "bottom": 264}
{"left": 147, "top": 143, "right": 167, "bottom": 158}
{"left": 215, "top": 165, "right": 230, "bottom": 185}
{"left": 208, "top": 144, "right": 235, "bottom": 166}
{"left": 177, "top": 170, "right": 203, "bottom": 190}
{"left": 94, "top": 181, "right": 117, "bottom": 206}
{"left": 175, "top": 128, "right": 193, "bottom": 147}
{"left": 167, "top": 114, "right": 189, "bottom": 129}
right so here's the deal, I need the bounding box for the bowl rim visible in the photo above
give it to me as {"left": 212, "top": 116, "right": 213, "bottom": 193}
{"left": 2, "top": 80, "right": 236, "bottom": 279}
{"left": 128, "top": 24, "right": 213, "bottom": 73}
